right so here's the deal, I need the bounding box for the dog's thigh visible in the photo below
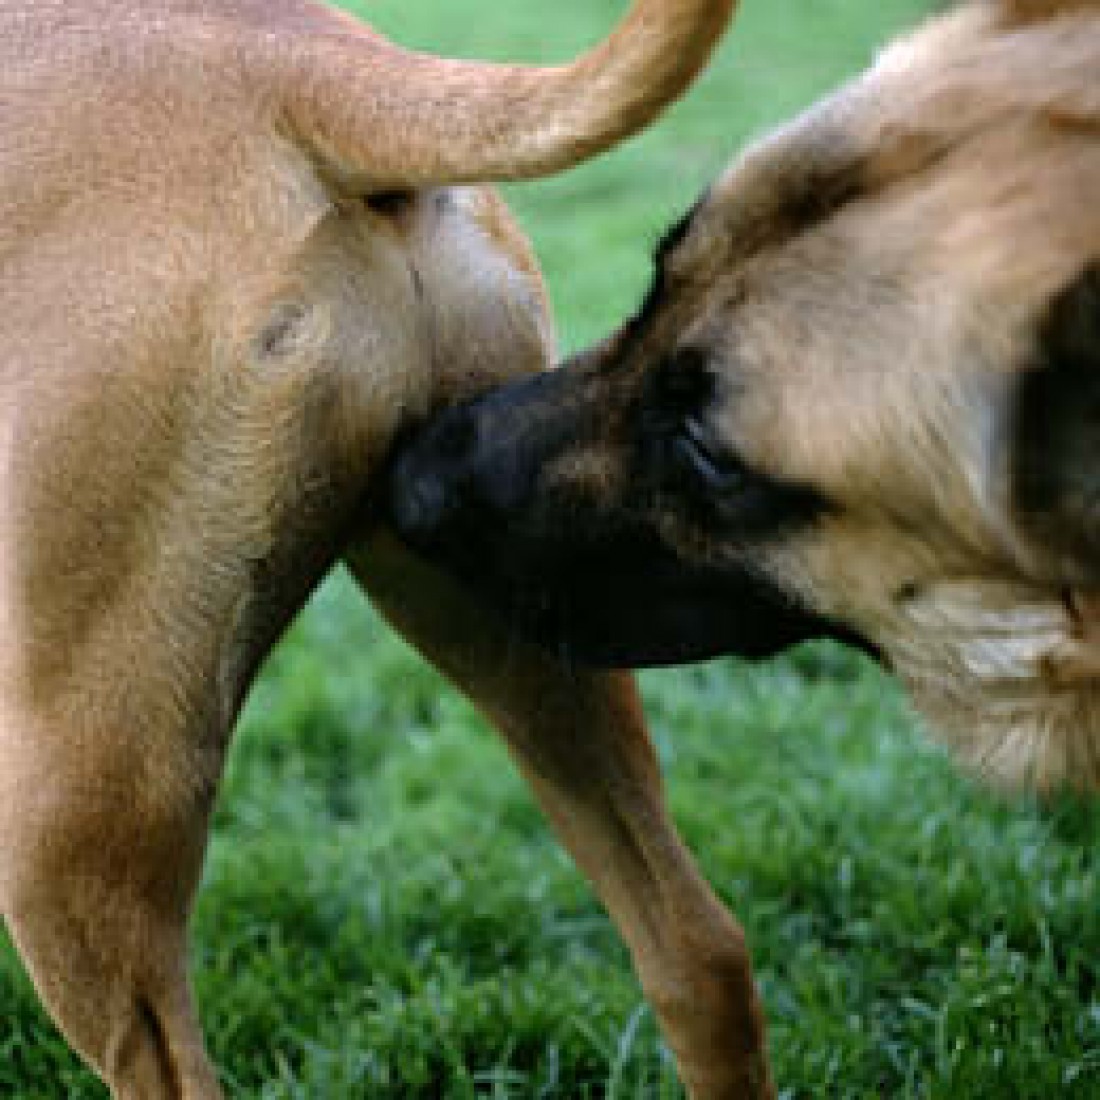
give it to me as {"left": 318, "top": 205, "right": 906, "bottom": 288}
{"left": 0, "top": 706, "right": 222, "bottom": 1100}
{"left": 347, "top": 531, "right": 774, "bottom": 1100}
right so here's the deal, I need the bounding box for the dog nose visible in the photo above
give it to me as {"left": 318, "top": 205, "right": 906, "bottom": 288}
{"left": 388, "top": 455, "right": 452, "bottom": 545}
{"left": 385, "top": 406, "right": 483, "bottom": 546}
{"left": 385, "top": 372, "right": 557, "bottom": 552}
{"left": 387, "top": 439, "right": 471, "bottom": 549}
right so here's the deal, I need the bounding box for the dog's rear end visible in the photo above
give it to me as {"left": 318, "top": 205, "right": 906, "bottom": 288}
{"left": 0, "top": 3, "right": 776, "bottom": 1098}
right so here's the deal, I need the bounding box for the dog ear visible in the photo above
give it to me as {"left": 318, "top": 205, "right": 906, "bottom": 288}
{"left": 1013, "top": 263, "right": 1100, "bottom": 578}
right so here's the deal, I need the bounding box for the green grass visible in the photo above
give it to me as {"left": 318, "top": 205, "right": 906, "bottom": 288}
{"left": 3, "top": 1, "right": 1099, "bottom": 1097}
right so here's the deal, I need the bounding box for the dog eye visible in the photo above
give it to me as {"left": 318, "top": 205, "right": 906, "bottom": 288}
{"left": 673, "top": 416, "right": 745, "bottom": 494}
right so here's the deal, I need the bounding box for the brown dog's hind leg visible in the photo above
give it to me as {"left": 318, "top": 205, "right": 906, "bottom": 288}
{"left": 349, "top": 532, "right": 775, "bottom": 1100}
{"left": 2, "top": 735, "right": 223, "bottom": 1100}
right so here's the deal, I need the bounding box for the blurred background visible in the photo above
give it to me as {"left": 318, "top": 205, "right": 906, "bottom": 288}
{"left": 3, "top": 2, "right": 1098, "bottom": 1097}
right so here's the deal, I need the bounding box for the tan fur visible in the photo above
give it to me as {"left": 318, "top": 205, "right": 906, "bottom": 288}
{"left": 0, "top": 2, "right": 769, "bottom": 1099}
{"left": 692, "top": 0, "right": 1100, "bottom": 790}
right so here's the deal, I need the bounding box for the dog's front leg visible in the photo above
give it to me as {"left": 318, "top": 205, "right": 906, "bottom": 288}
{"left": 348, "top": 530, "right": 775, "bottom": 1100}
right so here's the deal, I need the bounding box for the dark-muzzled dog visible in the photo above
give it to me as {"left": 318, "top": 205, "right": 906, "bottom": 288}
{"left": 389, "top": 0, "right": 1100, "bottom": 1088}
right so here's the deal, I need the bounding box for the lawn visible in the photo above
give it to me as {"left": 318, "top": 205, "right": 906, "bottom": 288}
{"left": 3, "top": 1, "right": 1099, "bottom": 1097}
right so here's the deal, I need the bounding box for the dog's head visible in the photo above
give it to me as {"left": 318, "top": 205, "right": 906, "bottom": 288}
{"left": 387, "top": 0, "right": 1100, "bottom": 792}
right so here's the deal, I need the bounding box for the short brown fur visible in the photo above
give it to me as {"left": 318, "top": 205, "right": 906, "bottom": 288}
{"left": 0, "top": 2, "right": 774, "bottom": 1099}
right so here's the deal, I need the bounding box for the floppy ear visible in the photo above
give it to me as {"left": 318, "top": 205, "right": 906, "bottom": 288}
{"left": 1013, "top": 263, "right": 1100, "bottom": 579}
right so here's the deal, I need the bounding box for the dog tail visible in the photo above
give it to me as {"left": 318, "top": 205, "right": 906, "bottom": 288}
{"left": 262, "top": 0, "right": 737, "bottom": 188}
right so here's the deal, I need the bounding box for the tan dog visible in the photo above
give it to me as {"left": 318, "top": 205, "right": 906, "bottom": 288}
{"left": 386, "top": 0, "right": 1100, "bottom": 1082}
{"left": 0, "top": 2, "right": 782, "bottom": 1098}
